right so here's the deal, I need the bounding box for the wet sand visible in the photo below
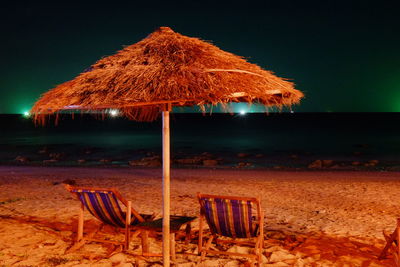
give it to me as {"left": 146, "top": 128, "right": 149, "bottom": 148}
{"left": 0, "top": 166, "right": 399, "bottom": 266}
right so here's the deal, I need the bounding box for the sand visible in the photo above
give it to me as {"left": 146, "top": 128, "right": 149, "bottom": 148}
{"left": 0, "top": 166, "right": 399, "bottom": 266}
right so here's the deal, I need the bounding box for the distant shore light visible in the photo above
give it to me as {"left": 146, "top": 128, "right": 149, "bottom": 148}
{"left": 109, "top": 109, "right": 119, "bottom": 117}
{"left": 23, "top": 111, "right": 30, "bottom": 118}
{"left": 239, "top": 110, "right": 246, "bottom": 115}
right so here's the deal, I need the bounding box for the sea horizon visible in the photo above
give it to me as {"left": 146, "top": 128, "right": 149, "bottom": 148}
{"left": 1, "top": 112, "right": 399, "bottom": 170}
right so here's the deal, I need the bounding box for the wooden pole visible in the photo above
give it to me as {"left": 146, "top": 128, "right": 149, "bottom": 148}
{"left": 78, "top": 203, "right": 84, "bottom": 242}
{"left": 162, "top": 106, "right": 171, "bottom": 266}
{"left": 125, "top": 201, "right": 132, "bottom": 250}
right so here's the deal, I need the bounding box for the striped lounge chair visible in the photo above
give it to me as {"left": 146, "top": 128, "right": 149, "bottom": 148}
{"left": 65, "top": 184, "right": 154, "bottom": 252}
{"left": 197, "top": 193, "right": 264, "bottom": 266}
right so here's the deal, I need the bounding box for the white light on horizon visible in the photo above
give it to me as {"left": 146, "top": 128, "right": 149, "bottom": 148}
{"left": 109, "top": 109, "right": 119, "bottom": 117}
{"left": 23, "top": 111, "right": 30, "bottom": 118}
{"left": 239, "top": 110, "right": 246, "bottom": 115}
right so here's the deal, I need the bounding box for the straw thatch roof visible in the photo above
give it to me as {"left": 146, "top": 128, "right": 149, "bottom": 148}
{"left": 31, "top": 27, "right": 303, "bottom": 122}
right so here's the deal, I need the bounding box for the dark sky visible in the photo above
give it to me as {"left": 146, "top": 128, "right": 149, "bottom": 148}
{"left": 1, "top": 0, "right": 399, "bottom": 114}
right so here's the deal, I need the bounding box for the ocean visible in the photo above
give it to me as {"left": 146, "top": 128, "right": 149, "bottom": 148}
{"left": 1, "top": 113, "right": 399, "bottom": 169}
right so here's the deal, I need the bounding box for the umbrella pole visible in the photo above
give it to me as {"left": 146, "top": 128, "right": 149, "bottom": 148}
{"left": 162, "top": 106, "right": 171, "bottom": 266}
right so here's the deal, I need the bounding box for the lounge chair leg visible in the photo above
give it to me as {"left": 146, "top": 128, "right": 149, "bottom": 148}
{"left": 198, "top": 215, "right": 204, "bottom": 255}
{"left": 397, "top": 219, "right": 400, "bottom": 266}
{"left": 379, "top": 230, "right": 397, "bottom": 260}
{"left": 77, "top": 203, "right": 84, "bottom": 242}
{"left": 257, "top": 254, "right": 262, "bottom": 267}
{"left": 141, "top": 230, "right": 149, "bottom": 255}
{"left": 185, "top": 223, "right": 192, "bottom": 245}
{"left": 170, "top": 233, "right": 176, "bottom": 261}
{"left": 201, "top": 235, "right": 214, "bottom": 261}
{"left": 255, "top": 238, "right": 262, "bottom": 266}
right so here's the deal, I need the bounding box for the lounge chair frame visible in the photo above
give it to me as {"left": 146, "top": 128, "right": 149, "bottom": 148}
{"left": 197, "top": 193, "right": 264, "bottom": 266}
{"left": 65, "top": 184, "right": 195, "bottom": 261}
{"left": 379, "top": 218, "right": 400, "bottom": 266}
{"left": 65, "top": 184, "right": 151, "bottom": 253}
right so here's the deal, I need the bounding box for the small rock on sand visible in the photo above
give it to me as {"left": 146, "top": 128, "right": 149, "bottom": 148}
{"left": 308, "top": 160, "right": 322, "bottom": 169}
{"left": 109, "top": 253, "right": 126, "bottom": 264}
{"left": 15, "top": 156, "right": 29, "bottom": 163}
{"left": 176, "top": 158, "right": 202, "bottom": 165}
{"left": 269, "top": 250, "right": 297, "bottom": 262}
{"left": 308, "top": 160, "right": 334, "bottom": 169}
{"left": 129, "top": 157, "right": 161, "bottom": 167}
{"left": 202, "top": 159, "right": 218, "bottom": 166}
{"left": 321, "top": 160, "right": 334, "bottom": 167}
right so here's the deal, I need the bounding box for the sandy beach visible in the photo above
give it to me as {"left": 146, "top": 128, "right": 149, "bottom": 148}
{"left": 0, "top": 166, "right": 399, "bottom": 266}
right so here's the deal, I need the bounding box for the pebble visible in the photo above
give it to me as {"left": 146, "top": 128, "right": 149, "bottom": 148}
{"left": 269, "top": 250, "right": 297, "bottom": 262}
{"left": 109, "top": 253, "right": 126, "bottom": 263}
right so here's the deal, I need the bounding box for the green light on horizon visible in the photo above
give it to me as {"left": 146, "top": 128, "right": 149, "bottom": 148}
{"left": 23, "top": 111, "right": 30, "bottom": 118}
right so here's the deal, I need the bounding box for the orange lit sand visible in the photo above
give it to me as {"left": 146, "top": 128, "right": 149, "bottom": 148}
{"left": 0, "top": 166, "right": 398, "bottom": 266}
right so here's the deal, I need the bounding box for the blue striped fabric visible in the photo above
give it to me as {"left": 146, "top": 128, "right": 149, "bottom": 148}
{"left": 71, "top": 189, "right": 140, "bottom": 228}
{"left": 199, "top": 197, "right": 256, "bottom": 238}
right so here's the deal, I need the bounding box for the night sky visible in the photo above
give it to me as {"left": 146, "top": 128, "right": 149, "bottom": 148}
{"left": 1, "top": 0, "right": 399, "bottom": 114}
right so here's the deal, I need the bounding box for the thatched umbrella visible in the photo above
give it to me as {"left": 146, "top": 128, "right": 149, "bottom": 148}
{"left": 31, "top": 27, "right": 303, "bottom": 266}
